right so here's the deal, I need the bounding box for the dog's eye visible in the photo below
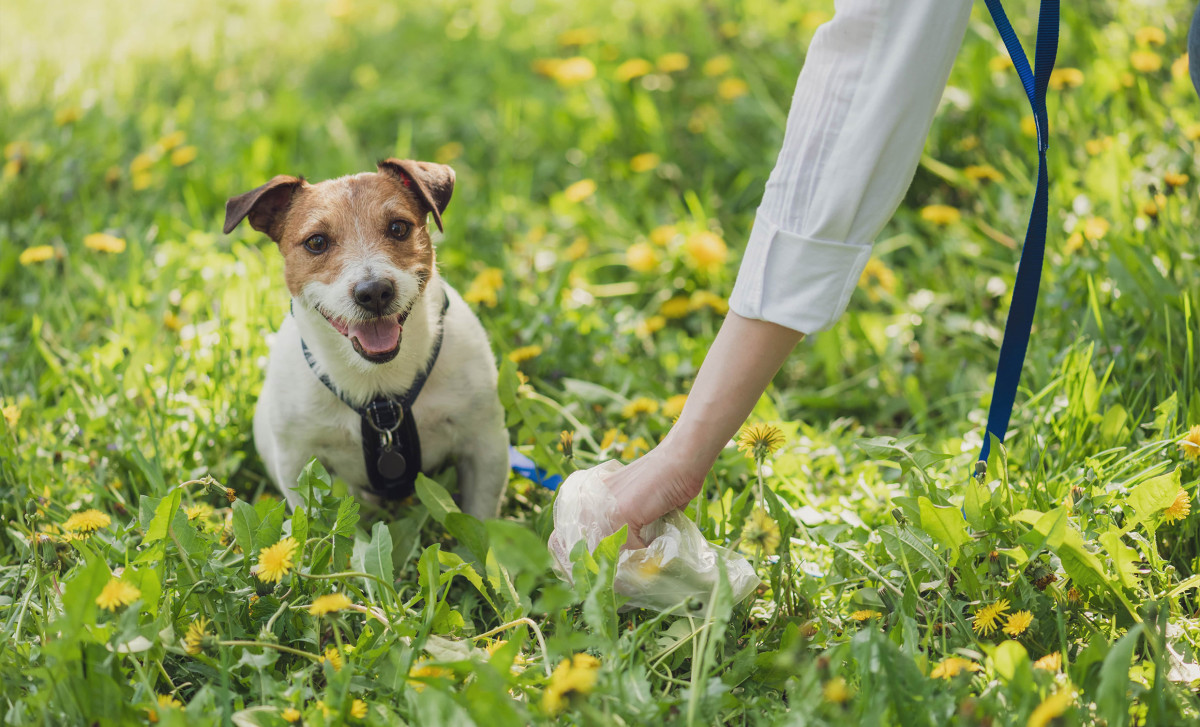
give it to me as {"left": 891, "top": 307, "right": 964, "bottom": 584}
{"left": 387, "top": 220, "right": 412, "bottom": 240}
{"left": 303, "top": 235, "right": 329, "bottom": 254}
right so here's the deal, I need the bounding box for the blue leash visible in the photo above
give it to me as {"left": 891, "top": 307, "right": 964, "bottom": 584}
{"left": 509, "top": 446, "right": 562, "bottom": 490}
{"left": 977, "top": 0, "right": 1059, "bottom": 472}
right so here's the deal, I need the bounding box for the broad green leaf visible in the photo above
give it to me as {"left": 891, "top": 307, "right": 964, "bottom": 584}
{"left": 963, "top": 479, "right": 991, "bottom": 529}
{"left": 126, "top": 567, "right": 161, "bottom": 618}
{"left": 1058, "top": 526, "right": 1114, "bottom": 594}
{"left": 444, "top": 512, "right": 489, "bottom": 564}
{"left": 360, "top": 521, "right": 395, "bottom": 599}
{"left": 59, "top": 544, "right": 108, "bottom": 636}
{"left": 918, "top": 496, "right": 969, "bottom": 564}
{"left": 1127, "top": 468, "right": 1181, "bottom": 527}
{"left": 231, "top": 500, "right": 260, "bottom": 559}
{"left": 415, "top": 473, "right": 460, "bottom": 525}
{"left": 289, "top": 505, "right": 308, "bottom": 550}
{"left": 1099, "top": 530, "right": 1140, "bottom": 590}
{"left": 990, "top": 640, "right": 1030, "bottom": 686}
{"left": 143, "top": 489, "right": 181, "bottom": 543}
{"left": 1097, "top": 625, "right": 1142, "bottom": 727}
{"left": 297, "top": 457, "right": 332, "bottom": 507}
{"left": 253, "top": 500, "right": 287, "bottom": 551}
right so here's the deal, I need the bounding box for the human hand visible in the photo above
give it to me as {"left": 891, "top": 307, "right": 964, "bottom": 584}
{"left": 602, "top": 444, "right": 706, "bottom": 548}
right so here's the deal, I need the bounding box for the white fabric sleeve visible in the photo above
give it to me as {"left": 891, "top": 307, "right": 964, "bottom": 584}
{"left": 729, "top": 0, "right": 973, "bottom": 334}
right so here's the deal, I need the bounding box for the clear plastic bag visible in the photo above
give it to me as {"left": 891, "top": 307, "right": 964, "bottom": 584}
{"left": 548, "top": 460, "right": 760, "bottom": 613}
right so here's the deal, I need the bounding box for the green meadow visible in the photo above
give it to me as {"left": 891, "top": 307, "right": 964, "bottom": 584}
{"left": 1, "top": 0, "right": 1198, "bottom": 724}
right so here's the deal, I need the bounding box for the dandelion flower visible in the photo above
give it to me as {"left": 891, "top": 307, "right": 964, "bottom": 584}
{"left": 685, "top": 231, "right": 727, "bottom": 270}
{"left": 170, "top": 146, "right": 198, "bottom": 167}
{"left": 2, "top": 403, "right": 19, "bottom": 428}
{"left": 563, "top": 179, "right": 596, "bottom": 203}
{"left": 1085, "top": 137, "right": 1113, "bottom": 155}
{"left": 656, "top": 53, "right": 689, "bottom": 73}
{"left": 659, "top": 296, "right": 692, "bottom": 319}
{"left": 625, "top": 242, "right": 658, "bottom": 272}
{"left": 972, "top": 598, "right": 1010, "bottom": 635}
{"left": 350, "top": 699, "right": 367, "bottom": 719}
{"left": 629, "top": 153, "right": 660, "bottom": 173}
{"left": 543, "top": 653, "right": 601, "bottom": 715}
{"left": 83, "top": 233, "right": 126, "bottom": 254}
{"left": 823, "top": 676, "right": 852, "bottom": 704}
{"left": 614, "top": 58, "right": 653, "bottom": 82}
{"left": 55, "top": 106, "right": 82, "bottom": 125}
{"left": 1134, "top": 27, "right": 1166, "bottom": 47}
{"left": 859, "top": 258, "right": 897, "bottom": 299}
{"left": 507, "top": 345, "right": 543, "bottom": 364}
{"left": 649, "top": 224, "right": 677, "bottom": 245}
{"left": 717, "top": 78, "right": 749, "bottom": 100}
{"left": 464, "top": 267, "right": 503, "bottom": 307}
{"left": 1021, "top": 115, "right": 1039, "bottom": 137}
{"left": 627, "top": 436, "right": 650, "bottom": 459}
{"left": 737, "top": 423, "right": 786, "bottom": 459}
{"left": 409, "top": 660, "right": 453, "bottom": 691}
{"left": 1003, "top": 610, "right": 1034, "bottom": 637}
{"left": 538, "top": 57, "right": 595, "bottom": 86}
{"left": 322, "top": 646, "right": 344, "bottom": 671}
{"left": 184, "top": 616, "right": 209, "bottom": 655}
{"left": 1028, "top": 688, "right": 1074, "bottom": 727}
{"left": 635, "top": 315, "right": 667, "bottom": 338}
{"left": 158, "top": 131, "right": 186, "bottom": 150}
{"left": 662, "top": 394, "right": 688, "bottom": 419}
{"left": 622, "top": 397, "right": 658, "bottom": 418}
{"left": 558, "top": 430, "right": 574, "bottom": 458}
{"left": 309, "top": 592, "right": 353, "bottom": 616}
{"left": 689, "top": 290, "right": 728, "bottom": 314}
{"left": 703, "top": 55, "right": 732, "bottom": 77}
{"left": 130, "top": 152, "right": 157, "bottom": 175}
{"left": 1082, "top": 217, "right": 1109, "bottom": 241}
{"left": 185, "top": 503, "right": 213, "bottom": 521}
{"left": 1033, "top": 652, "right": 1062, "bottom": 671}
{"left": 1184, "top": 123, "right": 1200, "bottom": 141}
{"left": 850, "top": 610, "right": 881, "bottom": 622}
{"left": 64, "top": 509, "right": 111, "bottom": 533}
{"left": 281, "top": 707, "right": 301, "bottom": 723}
{"left": 1164, "top": 172, "right": 1189, "bottom": 188}
{"left": 19, "top": 245, "right": 55, "bottom": 266}
{"left": 557, "top": 28, "right": 597, "bottom": 46}
{"left": 1180, "top": 425, "right": 1200, "bottom": 460}
{"left": 920, "top": 205, "right": 961, "bottom": 225}
{"left": 96, "top": 578, "right": 141, "bottom": 611}
{"left": 988, "top": 55, "right": 1014, "bottom": 72}
{"left": 964, "top": 164, "right": 1004, "bottom": 182}
{"left": 1163, "top": 488, "right": 1191, "bottom": 524}
{"left": 149, "top": 694, "right": 183, "bottom": 722}
{"left": 741, "top": 507, "right": 782, "bottom": 555}
{"left": 930, "top": 656, "right": 983, "bottom": 679}
{"left": 435, "top": 141, "right": 463, "bottom": 164}
{"left": 1130, "top": 50, "right": 1163, "bottom": 72}
{"left": 255, "top": 536, "right": 299, "bottom": 583}
{"left": 1048, "top": 67, "right": 1085, "bottom": 89}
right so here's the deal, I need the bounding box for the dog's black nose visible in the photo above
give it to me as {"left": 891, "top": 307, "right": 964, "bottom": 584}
{"left": 353, "top": 279, "right": 395, "bottom": 315}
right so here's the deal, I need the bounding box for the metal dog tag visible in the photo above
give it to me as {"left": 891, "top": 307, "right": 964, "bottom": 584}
{"left": 377, "top": 447, "right": 407, "bottom": 479}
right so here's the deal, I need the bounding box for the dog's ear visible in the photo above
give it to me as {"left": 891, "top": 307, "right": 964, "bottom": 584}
{"left": 223, "top": 175, "right": 305, "bottom": 240}
{"left": 377, "top": 159, "right": 455, "bottom": 232}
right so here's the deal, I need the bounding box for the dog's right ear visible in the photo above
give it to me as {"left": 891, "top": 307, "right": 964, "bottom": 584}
{"left": 223, "top": 175, "right": 305, "bottom": 240}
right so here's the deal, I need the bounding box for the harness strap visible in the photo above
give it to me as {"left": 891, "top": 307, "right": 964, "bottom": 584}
{"left": 977, "top": 0, "right": 1059, "bottom": 470}
{"left": 300, "top": 283, "right": 451, "bottom": 499}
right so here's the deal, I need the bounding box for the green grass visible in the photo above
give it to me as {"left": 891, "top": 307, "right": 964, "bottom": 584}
{"left": 2, "top": 0, "right": 1199, "bottom": 725}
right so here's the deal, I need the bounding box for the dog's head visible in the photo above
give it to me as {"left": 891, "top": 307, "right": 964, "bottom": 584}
{"left": 224, "top": 159, "right": 454, "bottom": 364}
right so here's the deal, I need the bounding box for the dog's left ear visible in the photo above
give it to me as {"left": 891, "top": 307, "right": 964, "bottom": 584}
{"left": 378, "top": 159, "right": 455, "bottom": 232}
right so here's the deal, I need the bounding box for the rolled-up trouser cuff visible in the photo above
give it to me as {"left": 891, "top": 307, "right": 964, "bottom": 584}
{"left": 729, "top": 215, "right": 873, "bottom": 334}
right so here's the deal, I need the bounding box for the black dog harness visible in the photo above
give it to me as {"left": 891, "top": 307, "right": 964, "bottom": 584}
{"left": 299, "top": 286, "right": 450, "bottom": 500}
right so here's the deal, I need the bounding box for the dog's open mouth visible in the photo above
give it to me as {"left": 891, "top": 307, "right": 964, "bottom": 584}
{"left": 318, "top": 306, "right": 412, "bottom": 363}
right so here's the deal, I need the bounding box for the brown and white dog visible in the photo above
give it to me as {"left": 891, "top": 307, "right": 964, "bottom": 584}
{"left": 223, "top": 159, "right": 508, "bottom": 519}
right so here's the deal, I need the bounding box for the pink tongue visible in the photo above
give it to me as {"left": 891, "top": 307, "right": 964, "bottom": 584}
{"left": 348, "top": 317, "right": 401, "bottom": 354}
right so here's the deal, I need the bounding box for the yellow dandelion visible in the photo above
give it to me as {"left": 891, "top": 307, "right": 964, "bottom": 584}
{"left": 557, "top": 28, "right": 598, "bottom": 47}
{"left": 255, "top": 536, "right": 299, "bottom": 583}
{"left": 1143, "top": 200, "right": 1159, "bottom": 219}
{"left": 850, "top": 610, "right": 881, "bottom": 622}
{"left": 1085, "top": 137, "right": 1113, "bottom": 155}
{"left": 184, "top": 616, "right": 209, "bottom": 655}
{"left": 859, "top": 258, "right": 897, "bottom": 300}
{"left": 19, "top": 245, "right": 56, "bottom": 266}
{"left": 703, "top": 54, "right": 732, "bottom": 77}
{"left": 717, "top": 78, "right": 749, "bottom": 100}
{"left": 988, "top": 55, "right": 1014, "bottom": 72}
{"left": 1184, "top": 122, "right": 1200, "bottom": 141}
{"left": 614, "top": 58, "right": 654, "bottom": 82}
{"left": 1033, "top": 652, "right": 1062, "bottom": 671}
{"left": 409, "top": 660, "right": 454, "bottom": 692}
{"left": 626, "top": 436, "right": 650, "bottom": 459}
{"left": 635, "top": 315, "right": 667, "bottom": 338}
{"left": 1047, "top": 68, "right": 1085, "bottom": 90}
{"left": 685, "top": 230, "right": 727, "bottom": 270}
{"left": 1082, "top": 217, "right": 1109, "bottom": 241}
{"left": 625, "top": 242, "right": 659, "bottom": 272}
{"left": 972, "top": 598, "right": 1010, "bottom": 635}
{"left": 599, "top": 428, "right": 624, "bottom": 452}
{"left": 564, "top": 235, "right": 589, "bottom": 261}
{"left": 434, "top": 141, "right": 463, "bottom": 164}
{"left": 507, "top": 345, "right": 543, "bottom": 364}
{"left": 964, "top": 164, "right": 1004, "bottom": 182}
{"left": 1131, "top": 50, "right": 1163, "bottom": 72}
{"left": 629, "top": 152, "right": 661, "bottom": 173}
{"left": 132, "top": 171, "right": 153, "bottom": 191}
{"left": 823, "top": 676, "right": 852, "bottom": 704}
{"left": 322, "top": 646, "right": 344, "bottom": 671}
{"left": 1164, "top": 488, "right": 1191, "bottom": 524}
{"left": 1174, "top": 53, "right": 1191, "bottom": 80}
{"left": 184, "top": 503, "right": 213, "bottom": 521}
{"left": 1164, "top": 172, "right": 1189, "bottom": 188}
{"left": 662, "top": 394, "right": 688, "bottom": 419}
{"left": 659, "top": 296, "right": 692, "bottom": 319}
{"left": 350, "top": 699, "right": 367, "bottom": 719}
{"left": 741, "top": 507, "right": 782, "bottom": 555}
{"left": 1003, "top": 610, "right": 1034, "bottom": 637}
{"left": 149, "top": 693, "right": 183, "bottom": 721}
{"left": 2, "top": 403, "right": 18, "bottom": 429}
{"left": 649, "top": 224, "right": 677, "bottom": 245}
{"left": 464, "top": 267, "right": 503, "bottom": 307}
{"left": 1021, "top": 114, "right": 1039, "bottom": 137}
{"left": 170, "top": 146, "right": 198, "bottom": 167}
{"left": 158, "top": 131, "right": 186, "bottom": 151}
{"left": 930, "top": 656, "right": 983, "bottom": 679}
{"left": 920, "top": 204, "right": 961, "bottom": 226}
{"left": 1028, "top": 688, "right": 1074, "bottom": 727}
{"left": 737, "top": 423, "right": 786, "bottom": 459}
{"left": 64, "top": 509, "right": 111, "bottom": 533}
{"left": 537, "top": 56, "right": 596, "bottom": 86}
{"left": 689, "top": 290, "right": 728, "bottom": 314}
{"left": 309, "top": 592, "right": 353, "bottom": 616}
{"left": 1135, "top": 27, "right": 1166, "bottom": 47}
{"left": 558, "top": 430, "right": 574, "bottom": 458}
{"left": 563, "top": 178, "right": 596, "bottom": 203}
{"left": 55, "top": 106, "right": 82, "bottom": 125}
{"left": 130, "top": 152, "right": 157, "bottom": 175}
{"left": 543, "top": 653, "right": 601, "bottom": 715}
{"left": 1180, "top": 425, "right": 1200, "bottom": 460}
{"left": 656, "top": 52, "right": 689, "bottom": 73}
{"left": 83, "top": 233, "right": 126, "bottom": 254}
{"left": 281, "top": 707, "right": 301, "bottom": 723}
{"left": 622, "top": 397, "right": 658, "bottom": 418}
{"left": 164, "top": 311, "right": 182, "bottom": 332}
{"left": 95, "top": 578, "right": 141, "bottom": 611}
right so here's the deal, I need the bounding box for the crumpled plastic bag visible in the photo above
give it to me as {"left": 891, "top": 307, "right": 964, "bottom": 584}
{"left": 548, "top": 460, "right": 760, "bottom": 613}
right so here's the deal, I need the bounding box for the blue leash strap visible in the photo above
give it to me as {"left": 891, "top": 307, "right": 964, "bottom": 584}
{"left": 977, "top": 0, "right": 1059, "bottom": 472}
{"left": 509, "top": 447, "right": 563, "bottom": 490}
